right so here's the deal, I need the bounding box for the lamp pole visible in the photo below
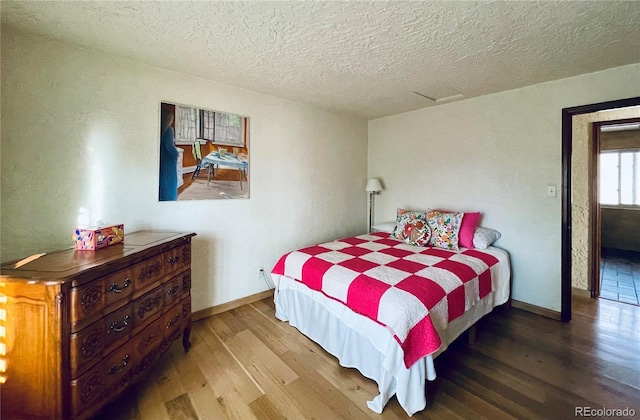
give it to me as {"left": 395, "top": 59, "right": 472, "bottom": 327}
{"left": 365, "top": 178, "right": 382, "bottom": 233}
{"left": 369, "top": 191, "right": 375, "bottom": 233}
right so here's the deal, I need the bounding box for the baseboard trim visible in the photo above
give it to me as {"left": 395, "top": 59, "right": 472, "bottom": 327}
{"left": 572, "top": 287, "right": 591, "bottom": 298}
{"left": 192, "top": 289, "right": 274, "bottom": 322}
{"left": 511, "top": 299, "right": 562, "bottom": 321}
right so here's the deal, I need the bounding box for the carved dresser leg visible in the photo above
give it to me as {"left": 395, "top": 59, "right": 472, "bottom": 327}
{"left": 183, "top": 323, "right": 192, "bottom": 352}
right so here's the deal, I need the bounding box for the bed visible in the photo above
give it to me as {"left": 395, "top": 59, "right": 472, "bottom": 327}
{"left": 270, "top": 225, "right": 511, "bottom": 416}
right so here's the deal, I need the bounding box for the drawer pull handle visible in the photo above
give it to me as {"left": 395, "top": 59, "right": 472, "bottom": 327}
{"left": 168, "top": 256, "right": 180, "bottom": 265}
{"left": 166, "top": 314, "right": 180, "bottom": 329}
{"left": 106, "top": 278, "right": 132, "bottom": 294}
{"left": 167, "top": 285, "right": 179, "bottom": 296}
{"left": 107, "top": 315, "right": 131, "bottom": 333}
{"left": 108, "top": 354, "right": 130, "bottom": 375}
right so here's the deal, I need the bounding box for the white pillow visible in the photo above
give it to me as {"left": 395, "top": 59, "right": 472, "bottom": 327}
{"left": 473, "top": 227, "right": 501, "bottom": 249}
{"left": 372, "top": 222, "right": 396, "bottom": 233}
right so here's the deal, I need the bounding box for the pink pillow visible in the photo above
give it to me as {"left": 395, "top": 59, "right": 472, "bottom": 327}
{"left": 459, "top": 212, "right": 480, "bottom": 248}
{"left": 437, "top": 210, "right": 480, "bottom": 249}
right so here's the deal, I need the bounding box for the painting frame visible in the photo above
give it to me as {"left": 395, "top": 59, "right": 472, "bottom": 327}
{"left": 159, "top": 101, "right": 250, "bottom": 201}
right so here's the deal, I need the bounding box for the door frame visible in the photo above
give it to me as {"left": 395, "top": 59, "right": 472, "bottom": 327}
{"left": 590, "top": 117, "right": 640, "bottom": 298}
{"left": 561, "top": 97, "right": 640, "bottom": 322}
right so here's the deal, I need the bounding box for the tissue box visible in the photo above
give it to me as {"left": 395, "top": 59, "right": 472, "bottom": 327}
{"left": 74, "top": 224, "right": 124, "bottom": 251}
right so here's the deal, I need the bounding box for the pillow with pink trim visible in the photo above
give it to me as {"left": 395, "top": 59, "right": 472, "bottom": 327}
{"left": 436, "top": 210, "right": 480, "bottom": 248}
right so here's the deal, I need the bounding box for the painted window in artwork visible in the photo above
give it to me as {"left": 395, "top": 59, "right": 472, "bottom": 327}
{"left": 176, "top": 106, "right": 198, "bottom": 141}
{"left": 214, "top": 112, "right": 243, "bottom": 146}
{"left": 201, "top": 110, "right": 215, "bottom": 141}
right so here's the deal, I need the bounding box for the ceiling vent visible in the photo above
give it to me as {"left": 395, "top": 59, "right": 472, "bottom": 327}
{"left": 413, "top": 84, "right": 464, "bottom": 103}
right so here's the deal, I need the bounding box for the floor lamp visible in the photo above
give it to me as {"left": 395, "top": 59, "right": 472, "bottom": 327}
{"left": 366, "top": 178, "right": 383, "bottom": 233}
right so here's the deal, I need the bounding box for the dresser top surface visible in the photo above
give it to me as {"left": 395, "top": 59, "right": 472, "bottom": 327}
{"left": 0, "top": 231, "right": 196, "bottom": 282}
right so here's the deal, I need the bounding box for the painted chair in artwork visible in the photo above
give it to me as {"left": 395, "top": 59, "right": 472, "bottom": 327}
{"left": 191, "top": 141, "right": 208, "bottom": 180}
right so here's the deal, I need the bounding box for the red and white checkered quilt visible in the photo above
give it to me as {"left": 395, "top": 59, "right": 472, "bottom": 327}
{"left": 272, "top": 232, "right": 501, "bottom": 368}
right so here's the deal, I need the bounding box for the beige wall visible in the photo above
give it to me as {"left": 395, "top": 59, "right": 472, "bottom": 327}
{"left": 369, "top": 64, "right": 640, "bottom": 312}
{"left": 571, "top": 107, "right": 640, "bottom": 291}
{"left": 0, "top": 28, "right": 369, "bottom": 312}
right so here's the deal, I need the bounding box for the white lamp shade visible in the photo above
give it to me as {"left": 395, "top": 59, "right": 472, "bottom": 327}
{"left": 365, "top": 178, "right": 383, "bottom": 192}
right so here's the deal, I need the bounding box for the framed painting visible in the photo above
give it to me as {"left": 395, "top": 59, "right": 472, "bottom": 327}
{"left": 159, "top": 101, "right": 250, "bottom": 200}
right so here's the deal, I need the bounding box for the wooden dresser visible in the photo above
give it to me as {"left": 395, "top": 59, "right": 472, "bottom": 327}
{"left": 0, "top": 231, "right": 196, "bottom": 419}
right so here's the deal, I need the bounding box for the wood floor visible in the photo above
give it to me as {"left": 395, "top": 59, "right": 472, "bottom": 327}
{"left": 94, "top": 295, "right": 640, "bottom": 419}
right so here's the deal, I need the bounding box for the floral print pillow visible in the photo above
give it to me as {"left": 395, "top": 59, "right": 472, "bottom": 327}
{"left": 426, "top": 210, "right": 464, "bottom": 251}
{"left": 391, "top": 208, "right": 428, "bottom": 243}
{"left": 401, "top": 219, "right": 432, "bottom": 247}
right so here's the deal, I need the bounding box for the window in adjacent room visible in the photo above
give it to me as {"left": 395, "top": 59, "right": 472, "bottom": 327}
{"left": 599, "top": 150, "right": 640, "bottom": 206}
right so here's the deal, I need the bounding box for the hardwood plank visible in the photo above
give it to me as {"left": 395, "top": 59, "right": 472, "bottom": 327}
{"left": 280, "top": 350, "right": 372, "bottom": 419}
{"left": 153, "top": 345, "right": 189, "bottom": 404}
{"left": 231, "top": 304, "right": 293, "bottom": 355}
{"left": 215, "top": 390, "right": 259, "bottom": 420}
{"left": 440, "top": 362, "right": 541, "bottom": 419}
{"left": 226, "top": 329, "right": 299, "bottom": 387}
{"left": 165, "top": 393, "right": 198, "bottom": 420}
{"left": 240, "top": 357, "right": 307, "bottom": 419}
{"left": 187, "top": 382, "right": 229, "bottom": 420}
{"left": 428, "top": 388, "right": 490, "bottom": 420}
{"left": 192, "top": 323, "right": 264, "bottom": 404}
{"left": 248, "top": 394, "right": 286, "bottom": 420}
{"left": 134, "top": 376, "right": 171, "bottom": 420}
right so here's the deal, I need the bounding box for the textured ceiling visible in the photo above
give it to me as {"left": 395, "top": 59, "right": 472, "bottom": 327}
{"left": 2, "top": 1, "right": 639, "bottom": 119}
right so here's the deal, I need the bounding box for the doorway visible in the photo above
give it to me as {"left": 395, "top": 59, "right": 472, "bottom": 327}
{"left": 592, "top": 118, "right": 640, "bottom": 305}
{"left": 561, "top": 97, "right": 640, "bottom": 322}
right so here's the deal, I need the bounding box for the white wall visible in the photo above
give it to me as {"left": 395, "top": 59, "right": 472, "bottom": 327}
{"left": 0, "top": 28, "right": 368, "bottom": 312}
{"left": 368, "top": 64, "right": 640, "bottom": 311}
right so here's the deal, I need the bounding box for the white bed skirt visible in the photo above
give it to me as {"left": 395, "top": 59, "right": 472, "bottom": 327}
{"left": 271, "top": 248, "right": 510, "bottom": 416}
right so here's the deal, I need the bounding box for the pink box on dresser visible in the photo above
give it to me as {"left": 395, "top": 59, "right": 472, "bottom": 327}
{"left": 73, "top": 224, "right": 124, "bottom": 250}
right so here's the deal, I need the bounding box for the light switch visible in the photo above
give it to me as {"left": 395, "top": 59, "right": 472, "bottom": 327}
{"left": 547, "top": 185, "right": 557, "bottom": 198}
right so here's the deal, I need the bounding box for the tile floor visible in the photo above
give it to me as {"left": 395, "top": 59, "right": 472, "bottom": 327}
{"left": 600, "top": 247, "right": 640, "bottom": 305}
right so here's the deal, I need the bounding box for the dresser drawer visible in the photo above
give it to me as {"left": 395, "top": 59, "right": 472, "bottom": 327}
{"left": 103, "top": 266, "right": 134, "bottom": 308}
{"left": 70, "top": 322, "right": 105, "bottom": 379}
{"left": 133, "top": 287, "right": 164, "bottom": 333}
{"left": 180, "top": 270, "right": 192, "bottom": 293}
{"left": 104, "top": 304, "right": 134, "bottom": 351}
{"left": 132, "top": 322, "right": 163, "bottom": 360}
{"left": 164, "top": 243, "right": 191, "bottom": 276}
{"left": 132, "top": 254, "right": 164, "bottom": 297}
{"left": 104, "top": 343, "right": 134, "bottom": 389}
{"left": 163, "top": 276, "right": 182, "bottom": 307}
{"left": 163, "top": 300, "right": 185, "bottom": 340}
{"left": 71, "top": 280, "right": 106, "bottom": 330}
{"left": 181, "top": 294, "right": 192, "bottom": 321}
